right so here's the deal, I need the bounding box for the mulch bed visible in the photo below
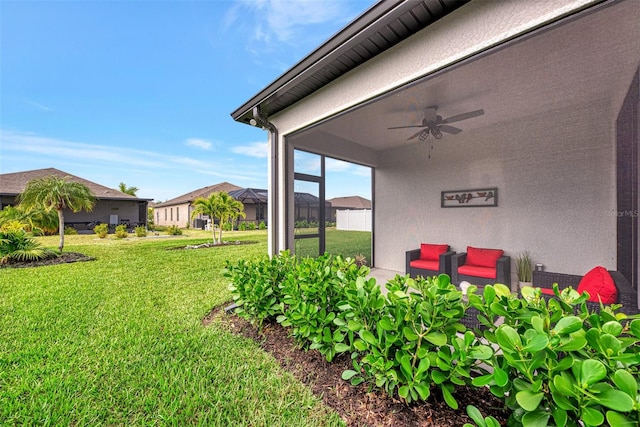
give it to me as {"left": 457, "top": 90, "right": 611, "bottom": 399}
{"left": 204, "top": 305, "right": 509, "bottom": 427}
{"left": 0, "top": 252, "right": 95, "bottom": 269}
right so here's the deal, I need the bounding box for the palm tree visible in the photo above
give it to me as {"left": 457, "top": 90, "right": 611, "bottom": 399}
{"left": 191, "top": 193, "right": 222, "bottom": 245}
{"left": 216, "top": 192, "right": 245, "bottom": 243}
{"left": 118, "top": 182, "right": 139, "bottom": 196}
{"left": 18, "top": 176, "right": 96, "bottom": 253}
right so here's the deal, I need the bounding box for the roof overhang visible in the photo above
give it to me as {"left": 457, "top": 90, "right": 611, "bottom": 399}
{"left": 230, "top": 0, "right": 470, "bottom": 125}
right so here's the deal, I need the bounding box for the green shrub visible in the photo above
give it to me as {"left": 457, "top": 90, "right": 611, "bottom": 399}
{"left": 222, "top": 222, "right": 233, "bottom": 231}
{"left": 468, "top": 284, "right": 640, "bottom": 427}
{"left": 134, "top": 225, "right": 147, "bottom": 237}
{"left": 64, "top": 226, "right": 78, "bottom": 235}
{"left": 226, "top": 256, "right": 640, "bottom": 423}
{"left": 238, "top": 222, "right": 247, "bottom": 231}
{"left": 343, "top": 274, "right": 489, "bottom": 406}
{"left": 225, "top": 250, "right": 296, "bottom": 328}
{"left": 276, "top": 254, "right": 366, "bottom": 362}
{"left": 0, "top": 219, "right": 27, "bottom": 233}
{"left": 0, "top": 229, "right": 56, "bottom": 264}
{"left": 247, "top": 222, "right": 256, "bottom": 230}
{"left": 258, "top": 221, "right": 266, "bottom": 230}
{"left": 114, "top": 224, "right": 128, "bottom": 239}
{"left": 166, "top": 225, "right": 182, "bottom": 235}
{"left": 93, "top": 223, "right": 108, "bottom": 238}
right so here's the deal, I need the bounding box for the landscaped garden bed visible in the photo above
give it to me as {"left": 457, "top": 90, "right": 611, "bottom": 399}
{"left": 225, "top": 252, "right": 640, "bottom": 427}
{"left": 206, "top": 304, "right": 508, "bottom": 426}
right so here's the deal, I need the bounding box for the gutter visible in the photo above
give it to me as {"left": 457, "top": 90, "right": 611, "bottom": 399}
{"left": 250, "top": 106, "right": 279, "bottom": 257}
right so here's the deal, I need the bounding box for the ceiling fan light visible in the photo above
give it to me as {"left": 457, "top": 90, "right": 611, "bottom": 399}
{"left": 419, "top": 130, "right": 429, "bottom": 141}
{"left": 432, "top": 128, "right": 443, "bottom": 139}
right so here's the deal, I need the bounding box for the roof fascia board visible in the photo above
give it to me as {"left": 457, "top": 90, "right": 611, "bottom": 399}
{"left": 231, "top": 0, "right": 415, "bottom": 121}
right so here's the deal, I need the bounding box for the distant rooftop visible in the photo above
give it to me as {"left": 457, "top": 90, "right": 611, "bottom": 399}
{"left": 0, "top": 168, "right": 149, "bottom": 201}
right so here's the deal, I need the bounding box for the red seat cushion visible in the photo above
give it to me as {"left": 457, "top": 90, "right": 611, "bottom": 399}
{"left": 458, "top": 264, "right": 497, "bottom": 279}
{"left": 540, "top": 288, "right": 556, "bottom": 296}
{"left": 466, "top": 246, "right": 504, "bottom": 268}
{"left": 410, "top": 259, "right": 439, "bottom": 272}
{"left": 576, "top": 266, "right": 617, "bottom": 304}
{"left": 420, "top": 243, "right": 448, "bottom": 261}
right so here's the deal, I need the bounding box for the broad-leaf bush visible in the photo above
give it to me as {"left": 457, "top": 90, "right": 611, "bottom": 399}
{"left": 225, "top": 250, "right": 295, "bottom": 328}
{"left": 469, "top": 284, "right": 640, "bottom": 427}
{"left": 344, "top": 274, "right": 492, "bottom": 406}
{"left": 226, "top": 253, "right": 640, "bottom": 425}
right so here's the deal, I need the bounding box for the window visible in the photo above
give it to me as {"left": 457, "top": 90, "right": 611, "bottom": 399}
{"left": 177, "top": 207, "right": 179, "bottom": 222}
{"left": 170, "top": 208, "right": 173, "bottom": 221}
{"left": 164, "top": 209, "right": 167, "bottom": 220}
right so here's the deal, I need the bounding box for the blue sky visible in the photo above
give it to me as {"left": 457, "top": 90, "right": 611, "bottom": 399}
{"left": 1, "top": 0, "right": 374, "bottom": 201}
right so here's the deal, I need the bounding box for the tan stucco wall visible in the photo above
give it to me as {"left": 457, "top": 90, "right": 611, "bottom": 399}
{"left": 154, "top": 202, "right": 191, "bottom": 227}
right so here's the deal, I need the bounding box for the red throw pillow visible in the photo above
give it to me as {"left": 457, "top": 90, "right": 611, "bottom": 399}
{"left": 466, "top": 246, "right": 504, "bottom": 268}
{"left": 576, "top": 266, "right": 617, "bottom": 304}
{"left": 420, "top": 243, "right": 449, "bottom": 261}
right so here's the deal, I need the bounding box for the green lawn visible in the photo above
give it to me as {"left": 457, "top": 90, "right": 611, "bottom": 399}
{"left": 294, "top": 228, "right": 371, "bottom": 261}
{"left": 0, "top": 230, "right": 345, "bottom": 426}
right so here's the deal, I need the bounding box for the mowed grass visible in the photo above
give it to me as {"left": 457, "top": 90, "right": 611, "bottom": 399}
{"left": 294, "top": 228, "right": 371, "bottom": 260}
{"left": 0, "top": 230, "right": 345, "bottom": 426}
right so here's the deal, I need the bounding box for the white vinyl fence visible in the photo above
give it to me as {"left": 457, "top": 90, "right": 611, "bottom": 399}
{"left": 336, "top": 209, "right": 371, "bottom": 232}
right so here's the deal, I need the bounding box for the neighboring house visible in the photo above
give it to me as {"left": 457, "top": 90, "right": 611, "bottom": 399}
{"left": 154, "top": 183, "right": 327, "bottom": 229}
{"left": 153, "top": 182, "right": 242, "bottom": 228}
{"left": 231, "top": 0, "right": 639, "bottom": 309}
{"left": 0, "top": 168, "right": 150, "bottom": 230}
{"left": 327, "top": 196, "right": 371, "bottom": 222}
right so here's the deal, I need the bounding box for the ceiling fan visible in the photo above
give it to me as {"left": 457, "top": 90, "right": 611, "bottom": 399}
{"left": 388, "top": 105, "right": 484, "bottom": 141}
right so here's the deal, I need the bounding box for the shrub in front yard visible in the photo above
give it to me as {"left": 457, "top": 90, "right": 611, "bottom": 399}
{"left": 114, "top": 224, "right": 128, "bottom": 239}
{"left": 166, "top": 225, "right": 182, "bottom": 235}
{"left": 134, "top": 225, "right": 147, "bottom": 237}
{"left": 64, "top": 226, "right": 78, "bottom": 235}
{"left": 0, "top": 229, "right": 56, "bottom": 264}
{"left": 93, "top": 223, "right": 108, "bottom": 238}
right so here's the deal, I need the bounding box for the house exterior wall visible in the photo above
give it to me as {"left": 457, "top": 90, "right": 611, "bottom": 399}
{"left": 374, "top": 102, "right": 616, "bottom": 281}
{"left": 154, "top": 202, "right": 191, "bottom": 227}
{"left": 270, "top": 0, "right": 598, "bottom": 136}
{"left": 267, "top": 0, "right": 609, "bottom": 273}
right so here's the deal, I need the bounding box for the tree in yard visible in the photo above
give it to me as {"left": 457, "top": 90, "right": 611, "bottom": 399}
{"left": 18, "top": 176, "right": 96, "bottom": 253}
{"left": 191, "top": 193, "right": 222, "bottom": 245}
{"left": 216, "top": 192, "right": 245, "bottom": 243}
{"left": 190, "top": 192, "right": 245, "bottom": 245}
{"left": 118, "top": 182, "right": 139, "bottom": 196}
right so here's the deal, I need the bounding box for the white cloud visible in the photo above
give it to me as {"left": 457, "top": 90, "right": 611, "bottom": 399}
{"left": 0, "top": 129, "right": 211, "bottom": 170}
{"left": 232, "top": 0, "right": 354, "bottom": 47}
{"left": 231, "top": 141, "right": 268, "bottom": 158}
{"left": 185, "top": 138, "right": 213, "bottom": 150}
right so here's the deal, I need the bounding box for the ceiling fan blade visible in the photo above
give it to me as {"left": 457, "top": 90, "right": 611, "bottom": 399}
{"left": 388, "top": 125, "right": 426, "bottom": 130}
{"left": 407, "top": 130, "right": 424, "bottom": 140}
{"left": 439, "top": 125, "right": 462, "bottom": 134}
{"left": 441, "top": 109, "right": 484, "bottom": 124}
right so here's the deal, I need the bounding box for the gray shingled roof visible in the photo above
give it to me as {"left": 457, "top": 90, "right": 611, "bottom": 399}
{"left": 154, "top": 182, "right": 242, "bottom": 207}
{"left": 0, "top": 168, "right": 148, "bottom": 201}
{"left": 328, "top": 196, "right": 371, "bottom": 209}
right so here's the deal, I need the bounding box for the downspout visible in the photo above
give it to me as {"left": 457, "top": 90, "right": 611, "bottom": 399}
{"left": 251, "top": 106, "right": 279, "bottom": 257}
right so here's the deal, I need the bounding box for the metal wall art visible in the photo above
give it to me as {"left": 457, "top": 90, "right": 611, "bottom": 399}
{"left": 441, "top": 187, "right": 497, "bottom": 208}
